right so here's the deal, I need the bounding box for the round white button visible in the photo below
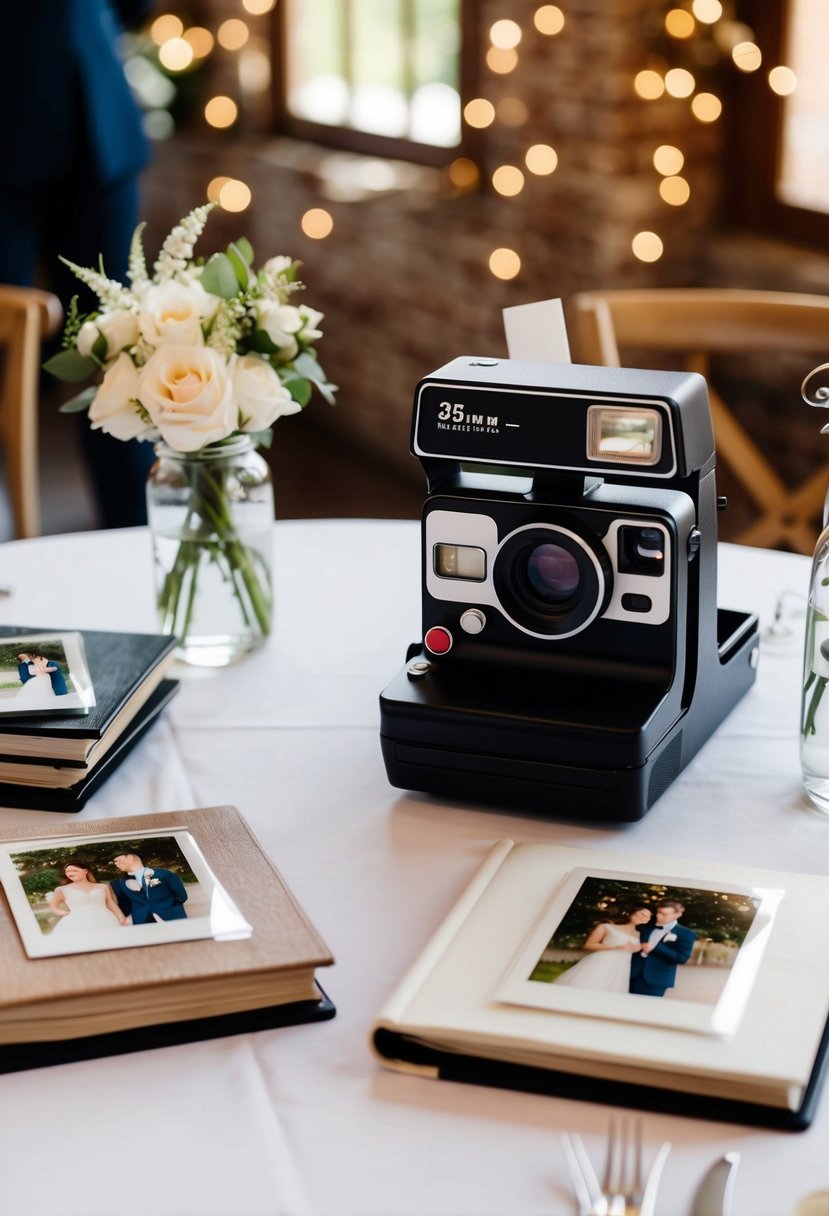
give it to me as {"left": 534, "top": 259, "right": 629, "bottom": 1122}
{"left": 460, "top": 609, "right": 486, "bottom": 634}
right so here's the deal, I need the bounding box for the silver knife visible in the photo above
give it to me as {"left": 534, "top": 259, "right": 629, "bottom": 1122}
{"left": 691, "top": 1152, "right": 741, "bottom": 1216}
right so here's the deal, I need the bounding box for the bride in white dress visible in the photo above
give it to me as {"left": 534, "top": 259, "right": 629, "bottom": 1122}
{"left": 555, "top": 907, "right": 652, "bottom": 993}
{"left": 49, "top": 862, "right": 128, "bottom": 937}
{"left": 14, "top": 655, "right": 59, "bottom": 710}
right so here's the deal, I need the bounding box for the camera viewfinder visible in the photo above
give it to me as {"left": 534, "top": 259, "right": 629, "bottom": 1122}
{"left": 587, "top": 405, "right": 661, "bottom": 465}
{"left": 434, "top": 543, "right": 487, "bottom": 581}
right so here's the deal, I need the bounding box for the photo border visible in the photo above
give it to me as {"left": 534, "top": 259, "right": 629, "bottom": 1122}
{"left": 494, "top": 865, "right": 783, "bottom": 1036}
{"left": 0, "top": 631, "right": 96, "bottom": 715}
{"left": 0, "top": 826, "right": 252, "bottom": 958}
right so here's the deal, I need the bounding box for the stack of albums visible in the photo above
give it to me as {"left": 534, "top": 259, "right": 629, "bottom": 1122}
{"left": 0, "top": 627, "right": 179, "bottom": 811}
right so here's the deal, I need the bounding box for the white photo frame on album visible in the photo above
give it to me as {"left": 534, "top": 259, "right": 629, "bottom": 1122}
{"left": 0, "top": 631, "right": 95, "bottom": 716}
{"left": 0, "top": 826, "right": 253, "bottom": 959}
{"left": 495, "top": 865, "right": 783, "bottom": 1036}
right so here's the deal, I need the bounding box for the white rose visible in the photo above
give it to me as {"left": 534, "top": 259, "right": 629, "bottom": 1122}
{"left": 137, "top": 344, "right": 236, "bottom": 451}
{"left": 97, "top": 309, "right": 141, "bottom": 357}
{"left": 88, "top": 353, "right": 147, "bottom": 441}
{"left": 254, "top": 301, "right": 301, "bottom": 358}
{"left": 138, "top": 282, "right": 217, "bottom": 348}
{"left": 233, "top": 354, "right": 301, "bottom": 431}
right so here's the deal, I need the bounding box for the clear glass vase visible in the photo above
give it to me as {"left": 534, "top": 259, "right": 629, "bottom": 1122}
{"left": 801, "top": 521, "right": 829, "bottom": 814}
{"left": 147, "top": 436, "right": 274, "bottom": 667}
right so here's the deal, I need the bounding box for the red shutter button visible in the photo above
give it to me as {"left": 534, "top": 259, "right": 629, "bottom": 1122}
{"left": 424, "top": 626, "right": 453, "bottom": 655}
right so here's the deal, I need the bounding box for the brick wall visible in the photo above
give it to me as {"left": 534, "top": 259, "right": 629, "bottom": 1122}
{"left": 141, "top": 0, "right": 829, "bottom": 506}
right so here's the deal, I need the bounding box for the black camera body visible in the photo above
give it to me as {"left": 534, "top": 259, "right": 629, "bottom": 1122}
{"left": 380, "top": 357, "right": 759, "bottom": 821}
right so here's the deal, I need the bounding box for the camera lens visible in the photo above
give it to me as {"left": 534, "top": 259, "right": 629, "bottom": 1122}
{"left": 493, "top": 522, "right": 612, "bottom": 638}
{"left": 525, "top": 544, "right": 581, "bottom": 603}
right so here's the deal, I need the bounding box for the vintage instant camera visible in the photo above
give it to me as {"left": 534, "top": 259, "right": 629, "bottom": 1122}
{"left": 380, "top": 357, "right": 759, "bottom": 821}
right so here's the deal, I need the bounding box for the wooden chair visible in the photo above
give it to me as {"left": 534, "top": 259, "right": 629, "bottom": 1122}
{"left": 0, "top": 285, "right": 63, "bottom": 539}
{"left": 570, "top": 288, "right": 829, "bottom": 554}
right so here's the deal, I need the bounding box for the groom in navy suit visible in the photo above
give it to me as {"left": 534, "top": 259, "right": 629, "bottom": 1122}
{"left": 111, "top": 851, "right": 189, "bottom": 924}
{"left": 629, "top": 900, "right": 696, "bottom": 997}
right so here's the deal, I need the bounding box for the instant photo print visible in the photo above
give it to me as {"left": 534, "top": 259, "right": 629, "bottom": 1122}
{"left": 0, "top": 632, "right": 95, "bottom": 717}
{"left": 380, "top": 358, "right": 760, "bottom": 820}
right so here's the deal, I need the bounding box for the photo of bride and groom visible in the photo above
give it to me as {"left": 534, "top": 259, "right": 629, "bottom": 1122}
{"left": 528, "top": 874, "right": 761, "bottom": 1008}
{"left": 0, "top": 632, "right": 95, "bottom": 716}
{"left": 48, "top": 851, "right": 189, "bottom": 938}
{"left": 1, "top": 828, "right": 255, "bottom": 959}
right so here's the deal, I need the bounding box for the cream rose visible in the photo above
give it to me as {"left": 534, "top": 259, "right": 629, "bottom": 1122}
{"left": 253, "top": 301, "right": 302, "bottom": 359}
{"left": 233, "top": 354, "right": 301, "bottom": 432}
{"left": 297, "top": 305, "right": 324, "bottom": 343}
{"left": 77, "top": 310, "right": 140, "bottom": 360}
{"left": 138, "top": 281, "right": 218, "bottom": 348}
{"left": 138, "top": 344, "right": 236, "bottom": 451}
{"left": 88, "top": 353, "right": 147, "bottom": 440}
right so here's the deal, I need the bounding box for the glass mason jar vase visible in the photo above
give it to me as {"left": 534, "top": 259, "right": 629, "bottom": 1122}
{"left": 146, "top": 436, "right": 274, "bottom": 667}
{"left": 801, "top": 521, "right": 829, "bottom": 814}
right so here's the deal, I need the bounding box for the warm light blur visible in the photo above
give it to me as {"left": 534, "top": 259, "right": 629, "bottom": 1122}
{"left": 534, "top": 5, "right": 565, "bottom": 35}
{"left": 659, "top": 175, "right": 691, "bottom": 205}
{"left": 489, "top": 248, "right": 521, "bottom": 279}
{"left": 218, "top": 19, "right": 250, "bottom": 50}
{"left": 632, "top": 232, "right": 664, "bottom": 263}
{"left": 159, "top": 38, "right": 194, "bottom": 72}
{"left": 447, "top": 158, "right": 480, "bottom": 189}
{"left": 691, "top": 92, "right": 723, "bottom": 121}
{"left": 665, "top": 68, "right": 695, "bottom": 98}
{"left": 496, "top": 97, "right": 529, "bottom": 125}
{"left": 490, "top": 19, "right": 522, "bottom": 49}
{"left": 525, "top": 144, "right": 558, "bottom": 175}
{"left": 207, "top": 176, "right": 232, "bottom": 203}
{"left": 769, "top": 65, "right": 797, "bottom": 96}
{"left": 665, "top": 9, "right": 695, "bottom": 38}
{"left": 464, "top": 98, "right": 496, "bottom": 128}
{"left": 634, "top": 70, "right": 665, "bottom": 100}
{"left": 653, "top": 144, "right": 684, "bottom": 175}
{"left": 492, "top": 165, "right": 525, "bottom": 196}
{"left": 692, "top": 0, "right": 723, "bottom": 22}
{"left": 151, "top": 14, "right": 183, "bottom": 44}
{"left": 239, "top": 43, "right": 272, "bottom": 93}
{"left": 486, "top": 47, "right": 518, "bottom": 74}
{"left": 242, "top": 0, "right": 276, "bottom": 12}
{"left": 184, "top": 27, "right": 214, "bottom": 57}
{"left": 301, "top": 208, "right": 334, "bottom": 239}
{"left": 204, "top": 96, "right": 238, "bottom": 128}
{"left": 732, "top": 41, "right": 762, "bottom": 71}
{"left": 218, "top": 180, "right": 252, "bottom": 212}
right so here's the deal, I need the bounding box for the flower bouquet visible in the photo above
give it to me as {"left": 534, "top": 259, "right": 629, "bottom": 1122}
{"left": 46, "top": 203, "right": 336, "bottom": 663}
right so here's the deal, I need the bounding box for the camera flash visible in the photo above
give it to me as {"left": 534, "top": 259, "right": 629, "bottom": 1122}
{"left": 434, "top": 544, "right": 487, "bottom": 581}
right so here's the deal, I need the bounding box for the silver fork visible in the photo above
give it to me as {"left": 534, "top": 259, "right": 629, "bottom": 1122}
{"left": 562, "top": 1122, "right": 672, "bottom": 1216}
{"left": 603, "top": 1117, "right": 643, "bottom": 1215}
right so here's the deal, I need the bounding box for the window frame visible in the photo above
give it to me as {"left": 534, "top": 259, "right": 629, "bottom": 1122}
{"left": 726, "top": 0, "right": 829, "bottom": 248}
{"left": 270, "top": 0, "right": 480, "bottom": 166}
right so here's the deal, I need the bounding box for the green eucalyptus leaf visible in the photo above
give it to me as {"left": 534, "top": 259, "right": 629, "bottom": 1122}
{"left": 248, "top": 328, "right": 279, "bottom": 355}
{"left": 315, "top": 379, "right": 338, "bottom": 405}
{"left": 287, "top": 377, "right": 312, "bottom": 407}
{"left": 246, "top": 428, "right": 273, "bottom": 449}
{"left": 58, "top": 386, "right": 98, "bottom": 413}
{"left": 234, "top": 236, "right": 254, "bottom": 265}
{"left": 293, "top": 351, "right": 323, "bottom": 380}
{"left": 42, "top": 348, "right": 98, "bottom": 383}
{"left": 226, "top": 242, "right": 252, "bottom": 289}
{"left": 201, "top": 252, "right": 240, "bottom": 299}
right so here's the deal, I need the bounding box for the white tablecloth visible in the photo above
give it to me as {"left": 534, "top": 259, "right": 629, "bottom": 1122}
{"left": 0, "top": 522, "right": 822, "bottom": 1216}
